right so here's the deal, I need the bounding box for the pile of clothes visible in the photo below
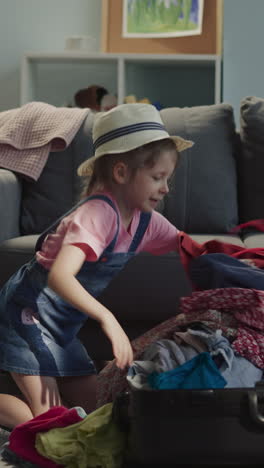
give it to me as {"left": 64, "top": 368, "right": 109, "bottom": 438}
{"left": 2, "top": 403, "right": 126, "bottom": 468}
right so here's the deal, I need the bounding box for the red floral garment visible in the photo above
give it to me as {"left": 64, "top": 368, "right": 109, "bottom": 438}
{"left": 181, "top": 288, "right": 264, "bottom": 369}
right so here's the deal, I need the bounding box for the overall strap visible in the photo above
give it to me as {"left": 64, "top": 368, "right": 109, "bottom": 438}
{"left": 35, "top": 194, "right": 119, "bottom": 253}
{"left": 128, "top": 211, "right": 152, "bottom": 253}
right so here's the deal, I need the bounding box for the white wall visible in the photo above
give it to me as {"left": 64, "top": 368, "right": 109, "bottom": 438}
{"left": 2, "top": 0, "right": 264, "bottom": 119}
{"left": 223, "top": 0, "right": 264, "bottom": 126}
{"left": 0, "top": 0, "right": 102, "bottom": 111}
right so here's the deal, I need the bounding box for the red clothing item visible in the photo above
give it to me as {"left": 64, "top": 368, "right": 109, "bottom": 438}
{"left": 8, "top": 406, "right": 84, "bottom": 468}
{"left": 176, "top": 231, "right": 264, "bottom": 272}
{"left": 231, "top": 219, "right": 264, "bottom": 233}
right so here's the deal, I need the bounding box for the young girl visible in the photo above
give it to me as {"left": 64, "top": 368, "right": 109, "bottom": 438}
{"left": 0, "top": 103, "right": 193, "bottom": 428}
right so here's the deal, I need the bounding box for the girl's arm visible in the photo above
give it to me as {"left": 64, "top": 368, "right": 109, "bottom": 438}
{"left": 47, "top": 244, "right": 133, "bottom": 369}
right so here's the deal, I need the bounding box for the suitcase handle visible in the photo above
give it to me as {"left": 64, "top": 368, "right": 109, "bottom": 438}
{"left": 248, "top": 385, "right": 264, "bottom": 426}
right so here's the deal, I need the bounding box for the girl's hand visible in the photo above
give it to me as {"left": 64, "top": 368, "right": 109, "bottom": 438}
{"left": 100, "top": 315, "right": 133, "bottom": 370}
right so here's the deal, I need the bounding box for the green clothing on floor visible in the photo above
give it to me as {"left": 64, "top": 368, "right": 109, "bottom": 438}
{"left": 35, "top": 403, "right": 126, "bottom": 468}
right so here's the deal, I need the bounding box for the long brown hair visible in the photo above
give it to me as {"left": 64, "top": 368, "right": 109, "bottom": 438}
{"left": 80, "top": 138, "right": 179, "bottom": 198}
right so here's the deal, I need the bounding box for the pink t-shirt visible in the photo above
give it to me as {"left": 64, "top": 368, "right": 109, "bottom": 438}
{"left": 36, "top": 193, "right": 179, "bottom": 270}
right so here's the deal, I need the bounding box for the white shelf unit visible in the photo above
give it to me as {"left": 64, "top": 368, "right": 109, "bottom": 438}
{"left": 20, "top": 52, "right": 222, "bottom": 108}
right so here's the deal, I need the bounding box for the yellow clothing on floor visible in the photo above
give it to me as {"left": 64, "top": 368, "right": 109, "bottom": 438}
{"left": 35, "top": 403, "right": 126, "bottom": 468}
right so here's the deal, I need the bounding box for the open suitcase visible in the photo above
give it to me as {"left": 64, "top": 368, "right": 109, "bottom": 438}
{"left": 107, "top": 252, "right": 264, "bottom": 465}
{"left": 114, "top": 382, "right": 264, "bottom": 466}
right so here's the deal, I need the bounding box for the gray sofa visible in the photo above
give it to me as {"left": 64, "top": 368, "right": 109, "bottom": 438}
{"left": 0, "top": 96, "right": 264, "bottom": 364}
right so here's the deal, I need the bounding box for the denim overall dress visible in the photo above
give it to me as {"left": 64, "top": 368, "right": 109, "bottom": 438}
{"left": 0, "top": 195, "right": 151, "bottom": 377}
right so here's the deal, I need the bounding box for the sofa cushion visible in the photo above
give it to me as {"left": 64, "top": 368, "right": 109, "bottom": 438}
{"left": 20, "top": 112, "right": 95, "bottom": 235}
{"left": 190, "top": 233, "right": 244, "bottom": 247}
{"left": 239, "top": 96, "right": 264, "bottom": 222}
{"left": 98, "top": 252, "right": 192, "bottom": 322}
{"left": 160, "top": 104, "right": 238, "bottom": 233}
{"left": 241, "top": 233, "right": 264, "bottom": 249}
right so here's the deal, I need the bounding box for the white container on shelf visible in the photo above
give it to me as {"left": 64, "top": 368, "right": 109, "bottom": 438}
{"left": 64, "top": 36, "right": 96, "bottom": 52}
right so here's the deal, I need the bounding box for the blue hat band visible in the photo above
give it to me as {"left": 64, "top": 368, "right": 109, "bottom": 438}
{"left": 93, "top": 121, "right": 166, "bottom": 152}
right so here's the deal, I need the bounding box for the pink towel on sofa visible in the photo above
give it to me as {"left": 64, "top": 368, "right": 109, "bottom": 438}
{"left": 0, "top": 102, "right": 90, "bottom": 180}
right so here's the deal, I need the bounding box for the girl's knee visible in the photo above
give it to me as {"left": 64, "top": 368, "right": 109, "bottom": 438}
{"left": 0, "top": 393, "right": 33, "bottom": 428}
{"left": 10, "top": 372, "right": 62, "bottom": 416}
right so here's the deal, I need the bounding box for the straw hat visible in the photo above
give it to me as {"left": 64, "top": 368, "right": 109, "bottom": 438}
{"left": 78, "top": 103, "right": 194, "bottom": 176}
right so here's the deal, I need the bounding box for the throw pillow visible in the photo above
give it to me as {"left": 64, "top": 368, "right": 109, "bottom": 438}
{"left": 160, "top": 104, "right": 238, "bottom": 233}
{"left": 20, "top": 112, "right": 95, "bottom": 235}
{"left": 239, "top": 96, "right": 264, "bottom": 222}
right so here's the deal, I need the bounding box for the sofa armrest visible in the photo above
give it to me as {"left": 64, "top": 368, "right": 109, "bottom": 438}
{"left": 0, "top": 234, "right": 37, "bottom": 288}
{"left": 0, "top": 169, "right": 22, "bottom": 242}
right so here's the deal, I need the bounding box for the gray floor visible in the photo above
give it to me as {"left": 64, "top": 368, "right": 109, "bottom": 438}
{"left": 0, "top": 450, "right": 11, "bottom": 468}
{"left": 0, "top": 430, "right": 12, "bottom": 467}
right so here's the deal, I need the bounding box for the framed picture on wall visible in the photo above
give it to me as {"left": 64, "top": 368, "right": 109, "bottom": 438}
{"left": 122, "top": 0, "right": 204, "bottom": 38}
{"left": 101, "top": 0, "right": 222, "bottom": 55}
